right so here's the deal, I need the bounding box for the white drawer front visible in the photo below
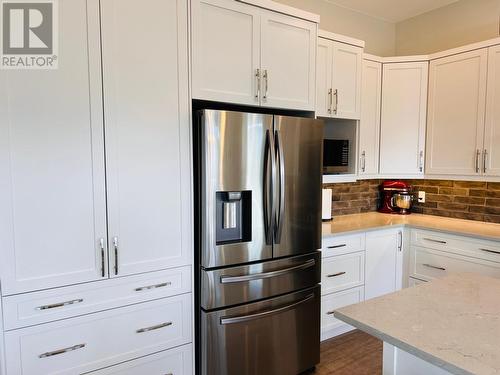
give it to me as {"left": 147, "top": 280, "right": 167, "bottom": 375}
{"left": 411, "top": 229, "right": 500, "bottom": 262}
{"left": 5, "top": 294, "right": 192, "bottom": 375}
{"left": 321, "top": 287, "right": 364, "bottom": 333}
{"left": 3, "top": 266, "right": 191, "bottom": 330}
{"left": 410, "top": 246, "right": 500, "bottom": 281}
{"left": 321, "top": 252, "right": 364, "bottom": 295}
{"left": 88, "top": 344, "right": 192, "bottom": 375}
{"left": 408, "top": 277, "right": 427, "bottom": 287}
{"left": 322, "top": 233, "right": 365, "bottom": 257}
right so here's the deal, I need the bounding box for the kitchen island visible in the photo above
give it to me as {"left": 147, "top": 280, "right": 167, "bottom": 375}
{"left": 334, "top": 273, "right": 500, "bottom": 375}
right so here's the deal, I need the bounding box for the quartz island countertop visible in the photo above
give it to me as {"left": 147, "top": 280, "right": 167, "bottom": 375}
{"left": 322, "top": 212, "right": 500, "bottom": 241}
{"left": 334, "top": 273, "right": 500, "bottom": 375}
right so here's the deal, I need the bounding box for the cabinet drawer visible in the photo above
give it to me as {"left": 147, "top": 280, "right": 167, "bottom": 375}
{"left": 411, "top": 229, "right": 500, "bottom": 262}
{"left": 322, "top": 233, "right": 365, "bottom": 257}
{"left": 4, "top": 294, "right": 192, "bottom": 375}
{"left": 3, "top": 266, "right": 191, "bottom": 330}
{"left": 409, "top": 246, "right": 500, "bottom": 281}
{"left": 321, "top": 252, "right": 364, "bottom": 295}
{"left": 321, "top": 287, "right": 364, "bottom": 334}
{"left": 408, "top": 277, "right": 427, "bottom": 287}
{"left": 88, "top": 344, "right": 192, "bottom": 375}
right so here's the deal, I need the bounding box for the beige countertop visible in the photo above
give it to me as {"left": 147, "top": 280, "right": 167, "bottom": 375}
{"left": 322, "top": 212, "right": 500, "bottom": 241}
{"left": 334, "top": 273, "right": 500, "bottom": 375}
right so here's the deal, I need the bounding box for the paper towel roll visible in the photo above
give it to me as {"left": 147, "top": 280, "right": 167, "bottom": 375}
{"left": 322, "top": 189, "right": 332, "bottom": 221}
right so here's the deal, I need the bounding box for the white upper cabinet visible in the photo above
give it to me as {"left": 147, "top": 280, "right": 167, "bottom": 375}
{"left": 101, "top": 0, "right": 191, "bottom": 277}
{"left": 379, "top": 62, "right": 428, "bottom": 176}
{"left": 484, "top": 45, "right": 500, "bottom": 177}
{"left": 359, "top": 59, "right": 382, "bottom": 176}
{"left": 426, "top": 49, "right": 488, "bottom": 176}
{"left": 191, "top": 0, "right": 317, "bottom": 110}
{"left": 191, "top": 0, "right": 260, "bottom": 106}
{"left": 316, "top": 38, "right": 334, "bottom": 117}
{"left": 260, "top": 10, "right": 316, "bottom": 110}
{"left": 0, "top": 0, "right": 107, "bottom": 295}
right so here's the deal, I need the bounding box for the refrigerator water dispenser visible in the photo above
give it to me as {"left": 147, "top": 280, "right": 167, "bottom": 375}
{"left": 216, "top": 191, "right": 251, "bottom": 245}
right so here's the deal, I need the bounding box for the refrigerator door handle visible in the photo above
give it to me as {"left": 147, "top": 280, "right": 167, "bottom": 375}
{"left": 264, "top": 129, "right": 276, "bottom": 245}
{"left": 275, "top": 130, "right": 285, "bottom": 243}
{"left": 219, "top": 293, "right": 314, "bottom": 325}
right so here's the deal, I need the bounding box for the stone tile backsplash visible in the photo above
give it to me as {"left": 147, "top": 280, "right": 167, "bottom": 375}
{"left": 323, "top": 179, "right": 500, "bottom": 223}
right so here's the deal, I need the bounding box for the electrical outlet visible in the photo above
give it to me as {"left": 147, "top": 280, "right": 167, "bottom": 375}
{"left": 418, "top": 191, "right": 426, "bottom": 203}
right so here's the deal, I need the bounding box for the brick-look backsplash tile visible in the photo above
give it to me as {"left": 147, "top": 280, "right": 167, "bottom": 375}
{"left": 322, "top": 179, "right": 500, "bottom": 223}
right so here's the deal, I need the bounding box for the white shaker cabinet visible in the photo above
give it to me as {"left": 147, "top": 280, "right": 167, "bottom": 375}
{"left": 0, "top": 0, "right": 107, "bottom": 295}
{"left": 191, "top": 0, "right": 317, "bottom": 111}
{"left": 316, "top": 38, "right": 334, "bottom": 117}
{"left": 379, "top": 62, "right": 428, "bottom": 176}
{"left": 101, "top": 0, "right": 191, "bottom": 277}
{"left": 365, "top": 229, "right": 403, "bottom": 300}
{"left": 426, "top": 49, "right": 488, "bottom": 176}
{"left": 359, "top": 59, "right": 382, "bottom": 176}
{"left": 484, "top": 45, "right": 500, "bottom": 177}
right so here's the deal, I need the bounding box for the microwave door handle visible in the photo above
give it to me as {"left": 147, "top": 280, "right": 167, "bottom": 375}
{"left": 264, "top": 130, "right": 276, "bottom": 245}
{"left": 275, "top": 130, "right": 285, "bottom": 244}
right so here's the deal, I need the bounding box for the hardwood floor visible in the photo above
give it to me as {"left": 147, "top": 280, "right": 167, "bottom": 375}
{"left": 307, "top": 330, "right": 383, "bottom": 375}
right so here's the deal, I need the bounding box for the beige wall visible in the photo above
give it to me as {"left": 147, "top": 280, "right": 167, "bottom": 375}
{"left": 274, "top": 0, "right": 396, "bottom": 56}
{"left": 396, "top": 0, "right": 500, "bottom": 55}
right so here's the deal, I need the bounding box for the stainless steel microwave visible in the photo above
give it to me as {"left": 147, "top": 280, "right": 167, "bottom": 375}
{"left": 323, "top": 139, "right": 349, "bottom": 174}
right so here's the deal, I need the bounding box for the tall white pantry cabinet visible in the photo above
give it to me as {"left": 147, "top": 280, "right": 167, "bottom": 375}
{"left": 0, "top": 0, "right": 193, "bottom": 374}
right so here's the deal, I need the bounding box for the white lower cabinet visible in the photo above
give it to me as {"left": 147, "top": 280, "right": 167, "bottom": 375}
{"left": 4, "top": 295, "right": 192, "bottom": 375}
{"left": 87, "top": 344, "right": 192, "bottom": 375}
{"left": 408, "top": 277, "right": 427, "bottom": 287}
{"left": 321, "top": 252, "right": 364, "bottom": 295}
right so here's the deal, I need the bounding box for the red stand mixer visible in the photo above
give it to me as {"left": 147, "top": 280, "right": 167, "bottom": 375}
{"left": 379, "top": 181, "right": 414, "bottom": 215}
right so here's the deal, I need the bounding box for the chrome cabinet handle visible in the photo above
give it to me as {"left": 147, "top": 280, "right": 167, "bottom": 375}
{"left": 483, "top": 149, "right": 488, "bottom": 173}
{"left": 419, "top": 150, "right": 424, "bottom": 172}
{"left": 263, "top": 129, "right": 276, "bottom": 245}
{"left": 327, "top": 272, "right": 346, "bottom": 278}
{"left": 327, "top": 244, "right": 346, "bottom": 249}
{"left": 479, "top": 248, "right": 500, "bottom": 255}
{"left": 220, "top": 259, "right": 316, "bottom": 284}
{"left": 39, "top": 343, "right": 86, "bottom": 358}
{"left": 423, "top": 263, "right": 446, "bottom": 271}
{"left": 476, "top": 149, "right": 481, "bottom": 173}
{"left": 398, "top": 231, "right": 403, "bottom": 252}
{"left": 275, "top": 130, "right": 285, "bottom": 244}
{"left": 328, "top": 88, "right": 333, "bottom": 114}
{"left": 326, "top": 310, "right": 335, "bottom": 315}
{"left": 255, "top": 68, "right": 261, "bottom": 100}
{"left": 333, "top": 89, "right": 338, "bottom": 114}
{"left": 136, "top": 321, "right": 172, "bottom": 334}
{"left": 36, "top": 299, "right": 83, "bottom": 311}
{"left": 361, "top": 151, "right": 366, "bottom": 172}
{"left": 263, "top": 69, "right": 268, "bottom": 100}
{"left": 220, "top": 294, "right": 314, "bottom": 325}
{"left": 113, "top": 236, "right": 119, "bottom": 275}
{"left": 135, "top": 282, "right": 171, "bottom": 292}
{"left": 423, "top": 238, "right": 446, "bottom": 244}
{"left": 99, "top": 238, "right": 106, "bottom": 277}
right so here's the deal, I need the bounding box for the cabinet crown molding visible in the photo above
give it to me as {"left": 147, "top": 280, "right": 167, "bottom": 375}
{"left": 238, "top": 0, "right": 320, "bottom": 22}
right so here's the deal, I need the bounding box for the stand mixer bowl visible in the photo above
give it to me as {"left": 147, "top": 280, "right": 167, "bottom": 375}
{"left": 392, "top": 193, "right": 413, "bottom": 214}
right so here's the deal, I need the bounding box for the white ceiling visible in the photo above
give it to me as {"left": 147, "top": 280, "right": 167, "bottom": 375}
{"left": 324, "top": 0, "right": 460, "bottom": 23}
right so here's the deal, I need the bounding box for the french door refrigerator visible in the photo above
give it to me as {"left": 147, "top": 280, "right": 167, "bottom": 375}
{"left": 195, "top": 110, "right": 324, "bottom": 375}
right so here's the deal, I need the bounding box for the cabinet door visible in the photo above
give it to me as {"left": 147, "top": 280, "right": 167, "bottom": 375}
{"left": 426, "top": 50, "right": 488, "bottom": 175}
{"left": 331, "top": 42, "right": 363, "bottom": 119}
{"left": 191, "top": 0, "right": 260, "bottom": 105}
{"left": 379, "top": 62, "right": 428, "bottom": 176}
{"left": 260, "top": 10, "right": 316, "bottom": 110}
{"left": 359, "top": 60, "right": 382, "bottom": 176}
{"left": 316, "top": 37, "right": 334, "bottom": 117}
{"left": 0, "top": 0, "right": 107, "bottom": 295}
{"left": 484, "top": 45, "right": 500, "bottom": 176}
{"left": 365, "top": 229, "right": 403, "bottom": 300}
{"left": 101, "top": 0, "right": 191, "bottom": 277}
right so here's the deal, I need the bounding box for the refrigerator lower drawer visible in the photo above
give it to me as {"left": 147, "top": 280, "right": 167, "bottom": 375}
{"left": 200, "top": 252, "right": 320, "bottom": 310}
{"left": 201, "top": 286, "right": 320, "bottom": 375}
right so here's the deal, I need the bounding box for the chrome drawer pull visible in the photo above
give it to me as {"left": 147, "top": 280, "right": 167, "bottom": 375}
{"left": 39, "top": 343, "right": 86, "bottom": 358}
{"left": 327, "top": 272, "right": 346, "bottom": 278}
{"left": 479, "top": 248, "right": 500, "bottom": 255}
{"left": 423, "top": 263, "right": 446, "bottom": 271}
{"left": 36, "top": 299, "right": 83, "bottom": 311}
{"left": 327, "top": 244, "right": 346, "bottom": 249}
{"left": 136, "top": 321, "right": 172, "bottom": 334}
{"left": 135, "top": 282, "right": 171, "bottom": 292}
{"left": 326, "top": 311, "right": 335, "bottom": 315}
{"left": 423, "top": 238, "right": 447, "bottom": 244}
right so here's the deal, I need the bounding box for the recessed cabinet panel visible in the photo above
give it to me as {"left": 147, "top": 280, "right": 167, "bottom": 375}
{"left": 426, "top": 49, "right": 488, "bottom": 175}
{"left": 484, "top": 45, "right": 500, "bottom": 177}
{"left": 260, "top": 11, "right": 316, "bottom": 110}
{"left": 0, "top": 0, "right": 106, "bottom": 295}
{"left": 379, "top": 62, "right": 428, "bottom": 176}
{"left": 101, "top": 0, "right": 191, "bottom": 277}
{"left": 191, "top": 0, "right": 260, "bottom": 105}
{"left": 315, "top": 38, "right": 334, "bottom": 117}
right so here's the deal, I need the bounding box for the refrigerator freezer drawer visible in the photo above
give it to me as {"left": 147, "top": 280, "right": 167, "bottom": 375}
{"left": 201, "top": 286, "right": 320, "bottom": 375}
{"left": 200, "top": 252, "right": 320, "bottom": 310}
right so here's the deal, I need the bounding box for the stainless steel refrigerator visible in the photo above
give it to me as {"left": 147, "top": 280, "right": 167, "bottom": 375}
{"left": 195, "top": 109, "right": 324, "bottom": 375}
